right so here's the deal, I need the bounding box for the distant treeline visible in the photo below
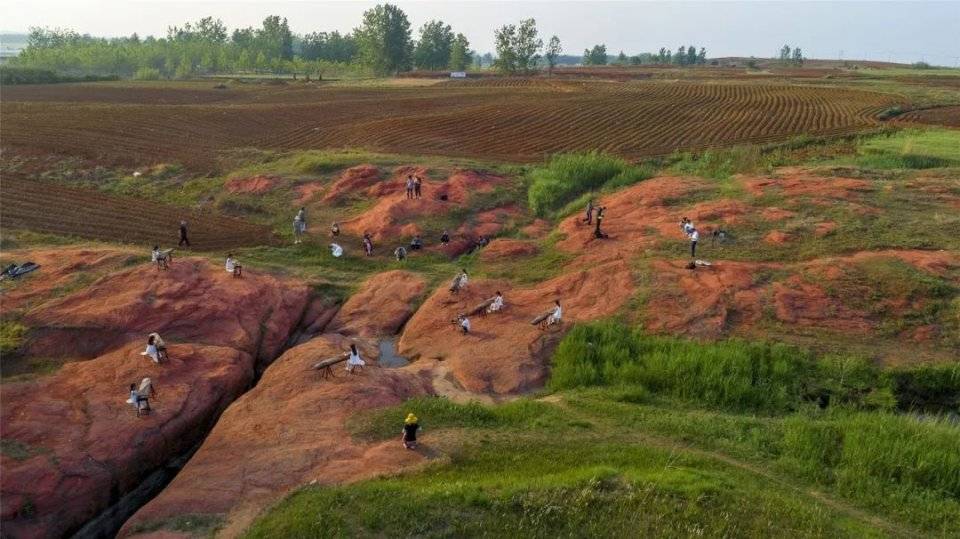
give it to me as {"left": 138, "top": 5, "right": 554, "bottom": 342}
{"left": 10, "top": 3, "right": 720, "bottom": 80}
{"left": 0, "top": 65, "right": 118, "bottom": 84}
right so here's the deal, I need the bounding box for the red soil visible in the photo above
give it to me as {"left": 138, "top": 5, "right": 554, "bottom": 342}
{"left": 814, "top": 222, "right": 838, "bottom": 237}
{"left": 761, "top": 207, "right": 797, "bottom": 221}
{"left": 480, "top": 239, "right": 539, "bottom": 262}
{"left": 341, "top": 170, "right": 507, "bottom": 242}
{"left": 22, "top": 256, "right": 309, "bottom": 363}
{"left": 294, "top": 182, "right": 326, "bottom": 205}
{"left": 742, "top": 168, "right": 873, "bottom": 201}
{"left": 326, "top": 270, "right": 426, "bottom": 338}
{"left": 323, "top": 165, "right": 381, "bottom": 202}
{"left": 764, "top": 230, "right": 794, "bottom": 244}
{"left": 224, "top": 175, "right": 277, "bottom": 195}
{"left": 398, "top": 259, "right": 634, "bottom": 394}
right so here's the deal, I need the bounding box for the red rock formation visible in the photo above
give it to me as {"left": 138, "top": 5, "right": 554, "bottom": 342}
{"left": 326, "top": 270, "right": 426, "bottom": 337}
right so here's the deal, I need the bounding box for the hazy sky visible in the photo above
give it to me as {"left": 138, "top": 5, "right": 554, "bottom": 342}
{"left": 1, "top": 1, "right": 958, "bottom": 64}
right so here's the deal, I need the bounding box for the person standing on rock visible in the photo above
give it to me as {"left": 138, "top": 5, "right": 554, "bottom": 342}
{"left": 293, "top": 208, "right": 306, "bottom": 244}
{"left": 450, "top": 269, "right": 468, "bottom": 293}
{"left": 583, "top": 199, "right": 594, "bottom": 225}
{"left": 405, "top": 175, "right": 415, "bottom": 200}
{"left": 458, "top": 314, "right": 471, "bottom": 334}
{"left": 594, "top": 206, "right": 607, "bottom": 239}
{"left": 689, "top": 228, "right": 699, "bottom": 258}
{"left": 178, "top": 220, "right": 190, "bottom": 247}
{"left": 440, "top": 230, "right": 450, "bottom": 246}
{"left": 410, "top": 235, "right": 423, "bottom": 251}
{"left": 414, "top": 176, "right": 423, "bottom": 199}
{"left": 394, "top": 246, "right": 407, "bottom": 262}
{"left": 402, "top": 413, "right": 420, "bottom": 449}
{"left": 363, "top": 233, "right": 374, "bottom": 257}
{"left": 330, "top": 222, "right": 341, "bottom": 237}
{"left": 346, "top": 343, "right": 365, "bottom": 374}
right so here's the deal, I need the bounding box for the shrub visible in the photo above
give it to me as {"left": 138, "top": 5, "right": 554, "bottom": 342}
{"left": 133, "top": 67, "right": 162, "bottom": 81}
{"left": 527, "top": 152, "right": 637, "bottom": 216}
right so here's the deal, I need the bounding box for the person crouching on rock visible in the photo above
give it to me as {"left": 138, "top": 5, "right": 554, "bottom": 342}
{"left": 402, "top": 413, "right": 420, "bottom": 449}
{"left": 346, "top": 343, "right": 365, "bottom": 374}
{"left": 547, "top": 300, "right": 563, "bottom": 327}
{"left": 410, "top": 235, "right": 423, "bottom": 251}
{"left": 148, "top": 332, "right": 168, "bottom": 362}
{"left": 331, "top": 222, "right": 341, "bottom": 237}
{"left": 487, "top": 291, "right": 504, "bottom": 314}
{"left": 225, "top": 254, "right": 242, "bottom": 277}
{"left": 141, "top": 334, "right": 161, "bottom": 363}
{"left": 394, "top": 246, "right": 407, "bottom": 262}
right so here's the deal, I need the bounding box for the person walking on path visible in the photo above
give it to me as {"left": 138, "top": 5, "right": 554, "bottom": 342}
{"left": 402, "top": 413, "right": 420, "bottom": 449}
{"left": 178, "top": 220, "right": 190, "bottom": 247}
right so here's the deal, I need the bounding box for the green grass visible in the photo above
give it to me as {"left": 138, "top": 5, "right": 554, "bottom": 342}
{"left": 526, "top": 152, "right": 652, "bottom": 216}
{"left": 0, "top": 321, "right": 27, "bottom": 355}
{"left": 855, "top": 129, "right": 960, "bottom": 169}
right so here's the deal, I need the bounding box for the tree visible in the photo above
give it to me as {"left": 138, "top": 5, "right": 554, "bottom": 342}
{"left": 686, "top": 45, "right": 697, "bottom": 66}
{"left": 657, "top": 47, "right": 668, "bottom": 63}
{"left": 617, "top": 51, "right": 627, "bottom": 65}
{"left": 302, "top": 31, "right": 357, "bottom": 63}
{"left": 779, "top": 44, "right": 791, "bottom": 62}
{"left": 258, "top": 16, "right": 293, "bottom": 60}
{"left": 448, "top": 33, "right": 471, "bottom": 71}
{"left": 414, "top": 20, "right": 454, "bottom": 70}
{"left": 238, "top": 49, "right": 251, "bottom": 71}
{"left": 675, "top": 46, "right": 686, "bottom": 65}
{"left": 583, "top": 44, "right": 607, "bottom": 65}
{"left": 493, "top": 18, "right": 541, "bottom": 74}
{"left": 545, "top": 35, "right": 562, "bottom": 74}
{"left": 255, "top": 51, "right": 268, "bottom": 73}
{"left": 355, "top": 3, "right": 413, "bottom": 75}
{"left": 697, "top": 47, "right": 707, "bottom": 65}
{"left": 792, "top": 47, "right": 804, "bottom": 66}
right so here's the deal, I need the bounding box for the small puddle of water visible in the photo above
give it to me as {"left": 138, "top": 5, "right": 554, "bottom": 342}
{"left": 378, "top": 338, "right": 410, "bottom": 368}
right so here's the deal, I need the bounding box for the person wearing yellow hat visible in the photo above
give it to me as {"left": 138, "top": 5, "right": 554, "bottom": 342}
{"left": 402, "top": 413, "right": 420, "bottom": 449}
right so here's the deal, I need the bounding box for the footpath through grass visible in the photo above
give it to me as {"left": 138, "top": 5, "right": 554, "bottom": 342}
{"left": 246, "top": 324, "right": 960, "bottom": 538}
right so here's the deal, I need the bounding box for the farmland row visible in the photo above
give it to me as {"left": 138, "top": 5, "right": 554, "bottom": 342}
{"left": 0, "top": 80, "right": 897, "bottom": 170}
{"left": 1, "top": 177, "right": 273, "bottom": 250}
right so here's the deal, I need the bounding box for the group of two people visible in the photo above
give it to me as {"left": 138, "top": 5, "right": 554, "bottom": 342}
{"left": 583, "top": 200, "right": 607, "bottom": 239}
{"left": 405, "top": 175, "right": 424, "bottom": 200}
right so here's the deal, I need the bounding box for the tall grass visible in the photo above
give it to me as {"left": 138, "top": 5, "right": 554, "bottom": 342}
{"left": 551, "top": 321, "right": 960, "bottom": 414}
{"left": 549, "top": 322, "right": 811, "bottom": 411}
{"left": 526, "top": 152, "right": 653, "bottom": 216}
{"left": 856, "top": 128, "right": 960, "bottom": 169}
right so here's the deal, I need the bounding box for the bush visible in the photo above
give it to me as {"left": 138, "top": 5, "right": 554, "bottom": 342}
{"left": 526, "top": 152, "right": 648, "bottom": 216}
{"left": 0, "top": 65, "right": 119, "bottom": 84}
{"left": 133, "top": 67, "right": 162, "bottom": 81}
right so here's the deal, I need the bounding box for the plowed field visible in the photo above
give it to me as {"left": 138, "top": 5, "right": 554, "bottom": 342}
{"left": 1, "top": 80, "right": 895, "bottom": 171}
{"left": 1, "top": 177, "right": 274, "bottom": 250}
{"left": 895, "top": 105, "right": 960, "bottom": 128}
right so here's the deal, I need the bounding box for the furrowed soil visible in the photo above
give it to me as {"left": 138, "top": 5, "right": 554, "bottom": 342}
{"left": 1, "top": 80, "right": 895, "bottom": 171}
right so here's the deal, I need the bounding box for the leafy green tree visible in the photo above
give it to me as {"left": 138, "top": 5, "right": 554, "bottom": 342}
{"left": 698, "top": 47, "right": 707, "bottom": 64}
{"left": 792, "top": 47, "right": 804, "bottom": 66}
{"left": 686, "top": 45, "right": 697, "bottom": 66}
{"left": 616, "top": 51, "right": 627, "bottom": 65}
{"left": 675, "top": 45, "right": 686, "bottom": 65}
{"left": 355, "top": 3, "right": 413, "bottom": 75}
{"left": 238, "top": 49, "right": 251, "bottom": 71}
{"left": 779, "top": 44, "right": 791, "bottom": 62}
{"left": 302, "top": 31, "right": 357, "bottom": 63}
{"left": 583, "top": 44, "right": 607, "bottom": 65}
{"left": 414, "top": 20, "right": 453, "bottom": 70}
{"left": 258, "top": 16, "right": 293, "bottom": 60}
{"left": 448, "top": 33, "right": 472, "bottom": 71}
{"left": 494, "top": 18, "right": 541, "bottom": 73}
{"left": 255, "top": 51, "right": 268, "bottom": 73}
{"left": 544, "top": 35, "right": 562, "bottom": 74}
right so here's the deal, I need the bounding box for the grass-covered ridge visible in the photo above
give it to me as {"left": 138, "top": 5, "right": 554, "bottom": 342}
{"left": 247, "top": 327, "right": 960, "bottom": 537}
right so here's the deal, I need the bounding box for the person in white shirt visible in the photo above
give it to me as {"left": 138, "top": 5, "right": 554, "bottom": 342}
{"left": 681, "top": 217, "right": 695, "bottom": 236}
{"left": 487, "top": 291, "right": 504, "bottom": 313}
{"left": 330, "top": 243, "right": 344, "bottom": 257}
{"left": 148, "top": 332, "right": 168, "bottom": 361}
{"left": 689, "top": 228, "right": 700, "bottom": 258}
{"left": 405, "top": 175, "right": 415, "bottom": 199}
{"left": 458, "top": 314, "right": 471, "bottom": 334}
{"left": 547, "top": 300, "right": 563, "bottom": 326}
{"left": 394, "top": 246, "right": 407, "bottom": 262}
{"left": 346, "top": 343, "right": 365, "bottom": 374}
{"left": 151, "top": 246, "right": 169, "bottom": 270}
{"left": 141, "top": 334, "right": 160, "bottom": 363}
{"left": 225, "top": 254, "right": 242, "bottom": 277}
{"left": 293, "top": 210, "right": 305, "bottom": 244}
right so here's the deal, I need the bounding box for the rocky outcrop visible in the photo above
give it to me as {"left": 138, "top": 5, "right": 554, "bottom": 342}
{"left": 326, "top": 270, "right": 426, "bottom": 337}
{"left": 120, "top": 335, "right": 434, "bottom": 538}
{"left": 1, "top": 252, "right": 311, "bottom": 538}
{"left": 22, "top": 257, "right": 309, "bottom": 364}
{"left": 0, "top": 343, "right": 253, "bottom": 538}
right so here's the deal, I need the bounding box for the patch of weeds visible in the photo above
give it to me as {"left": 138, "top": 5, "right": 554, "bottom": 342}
{"left": 128, "top": 513, "right": 225, "bottom": 536}
{"left": 0, "top": 439, "right": 47, "bottom": 461}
